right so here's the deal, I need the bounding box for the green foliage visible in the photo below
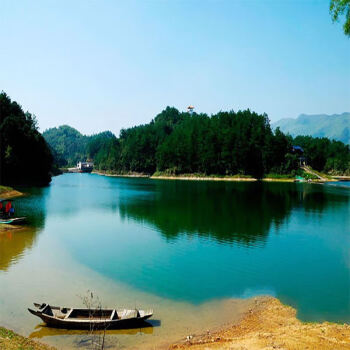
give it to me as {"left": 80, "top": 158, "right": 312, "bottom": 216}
{"left": 264, "top": 174, "right": 295, "bottom": 179}
{"left": 45, "top": 107, "right": 350, "bottom": 178}
{"left": 155, "top": 110, "right": 275, "bottom": 178}
{"left": 294, "top": 135, "right": 350, "bottom": 173}
{"left": 89, "top": 107, "right": 301, "bottom": 179}
{"left": 301, "top": 171, "right": 319, "bottom": 180}
{"left": 152, "top": 171, "right": 253, "bottom": 179}
{"left": 43, "top": 126, "right": 115, "bottom": 167}
{"left": 330, "top": 0, "right": 350, "bottom": 36}
{"left": 0, "top": 185, "right": 13, "bottom": 194}
{"left": 43, "top": 125, "right": 88, "bottom": 166}
{"left": 0, "top": 92, "right": 53, "bottom": 186}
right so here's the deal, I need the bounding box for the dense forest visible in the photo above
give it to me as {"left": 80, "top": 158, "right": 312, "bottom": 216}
{"left": 294, "top": 135, "right": 350, "bottom": 174}
{"left": 0, "top": 92, "right": 53, "bottom": 186}
{"left": 46, "top": 107, "right": 350, "bottom": 178}
{"left": 1, "top": 93, "right": 348, "bottom": 184}
{"left": 43, "top": 126, "right": 114, "bottom": 167}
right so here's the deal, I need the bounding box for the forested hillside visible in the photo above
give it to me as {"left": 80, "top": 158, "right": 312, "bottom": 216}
{"left": 79, "top": 107, "right": 350, "bottom": 177}
{"left": 45, "top": 108, "right": 350, "bottom": 178}
{"left": 43, "top": 126, "right": 115, "bottom": 167}
{"left": 273, "top": 113, "right": 350, "bottom": 145}
{"left": 0, "top": 92, "right": 53, "bottom": 185}
{"left": 43, "top": 125, "right": 87, "bottom": 166}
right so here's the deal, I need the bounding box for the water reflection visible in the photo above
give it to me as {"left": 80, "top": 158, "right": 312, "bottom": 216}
{"left": 29, "top": 320, "right": 157, "bottom": 339}
{"left": 0, "top": 226, "right": 38, "bottom": 271}
{"left": 2, "top": 175, "right": 349, "bottom": 328}
{"left": 119, "top": 181, "right": 349, "bottom": 245}
{"left": 15, "top": 186, "right": 49, "bottom": 228}
{"left": 0, "top": 187, "right": 48, "bottom": 271}
{"left": 44, "top": 174, "right": 119, "bottom": 218}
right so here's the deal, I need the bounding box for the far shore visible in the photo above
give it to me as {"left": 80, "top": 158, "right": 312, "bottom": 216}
{"left": 92, "top": 170, "right": 150, "bottom": 178}
{"left": 92, "top": 170, "right": 342, "bottom": 183}
{"left": 332, "top": 175, "right": 350, "bottom": 181}
{"left": 151, "top": 175, "right": 257, "bottom": 182}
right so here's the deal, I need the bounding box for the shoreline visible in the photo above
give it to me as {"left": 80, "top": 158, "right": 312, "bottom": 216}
{"left": 92, "top": 170, "right": 286, "bottom": 182}
{"left": 151, "top": 175, "right": 257, "bottom": 182}
{"left": 0, "top": 327, "right": 55, "bottom": 350}
{"left": 332, "top": 175, "right": 350, "bottom": 181}
{"left": 92, "top": 171, "right": 340, "bottom": 183}
{"left": 171, "top": 296, "right": 350, "bottom": 350}
{"left": 0, "top": 186, "right": 23, "bottom": 199}
{"left": 92, "top": 170, "right": 150, "bottom": 178}
{"left": 1, "top": 297, "right": 350, "bottom": 349}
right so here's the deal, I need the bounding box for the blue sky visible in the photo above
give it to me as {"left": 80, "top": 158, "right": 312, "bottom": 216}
{"left": 1, "top": 0, "right": 349, "bottom": 135}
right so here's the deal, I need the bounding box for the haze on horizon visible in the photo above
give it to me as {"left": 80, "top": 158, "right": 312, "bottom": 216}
{"left": 1, "top": 0, "right": 349, "bottom": 136}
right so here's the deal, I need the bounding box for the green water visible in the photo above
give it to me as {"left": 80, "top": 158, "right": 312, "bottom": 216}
{"left": 0, "top": 174, "right": 349, "bottom": 348}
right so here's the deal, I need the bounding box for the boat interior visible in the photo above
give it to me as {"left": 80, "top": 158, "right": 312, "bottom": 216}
{"left": 37, "top": 303, "right": 147, "bottom": 320}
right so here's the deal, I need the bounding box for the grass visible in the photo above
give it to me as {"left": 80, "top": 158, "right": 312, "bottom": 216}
{"left": 310, "top": 168, "right": 333, "bottom": 180}
{"left": 0, "top": 327, "right": 15, "bottom": 339}
{"left": 0, "top": 326, "right": 54, "bottom": 350}
{"left": 301, "top": 171, "right": 319, "bottom": 180}
{"left": 264, "top": 173, "right": 295, "bottom": 180}
{"left": 0, "top": 185, "right": 14, "bottom": 194}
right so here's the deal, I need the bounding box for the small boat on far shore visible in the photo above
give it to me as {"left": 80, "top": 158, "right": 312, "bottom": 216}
{"left": 28, "top": 303, "right": 153, "bottom": 329}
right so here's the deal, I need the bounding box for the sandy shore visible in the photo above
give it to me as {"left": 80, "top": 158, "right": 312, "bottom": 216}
{"left": 332, "top": 176, "right": 350, "bottom": 181}
{"left": 0, "top": 186, "right": 23, "bottom": 199}
{"left": 1, "top": 297, "right": 350, "bottom": 349}
{"left": 93, "top": 171, "right": 150, "bottom": 178}
{"left": 93, "top": 172, "right": 338, "bottom": 183}
{"left": 261, "top": 178, "right": 295, "bottom": 182}
{"left": 151, "top": 175, "right": 256, "bottom": 182}
{"left": 170, "top": 297, "right": 350, "bottom": 350}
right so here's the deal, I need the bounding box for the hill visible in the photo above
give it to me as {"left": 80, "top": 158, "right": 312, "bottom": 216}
{"left": 273, "top": 113, "right": 350, "bottom": 145}
{"left": 64, "top": 107, "right": 350, "bottom": 177}
{"left": 44, "top": 108, "right": 350, "bottom": 177}
{"left": 43, "top": 126, "right": 115, "bottom": 166}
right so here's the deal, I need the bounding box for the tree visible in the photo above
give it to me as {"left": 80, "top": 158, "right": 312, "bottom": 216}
{"left": 330, "top": 0, "right": 350, "bottom": 36}
{"left": 42, "top": 106, "right": 350, "bottom": 178}
{"left": 0, "top": 92, "right": 53, "bottom": 185}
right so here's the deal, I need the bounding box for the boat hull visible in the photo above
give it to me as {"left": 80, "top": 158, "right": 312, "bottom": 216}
{"left": 0, "top": 217, "right": 26, "bottom": 225}
{"left": 28, "top": 304, "right": 153, "bottom": 329}
{"left": 32, "top": 313, "right": 152, "bottom": 329}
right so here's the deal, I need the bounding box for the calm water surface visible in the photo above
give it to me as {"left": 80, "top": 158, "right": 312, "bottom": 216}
{"left": 0, "top": 174, "right": 349, "bottom": 349}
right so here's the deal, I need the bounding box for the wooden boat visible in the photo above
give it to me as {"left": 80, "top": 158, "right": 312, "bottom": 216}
{"left": 28, "top": 303, "right": 153, "bottom": 329}
{"left": 0, "top": 217, "right": 26, "bottom": 225}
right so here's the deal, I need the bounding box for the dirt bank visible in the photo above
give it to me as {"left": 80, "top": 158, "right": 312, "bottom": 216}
{"left": 0, "top": 327, "right": 55, "bottom": 350}
{"left": 170, "top": 297, "right": 350, "bottom": 350}
{"left": 151, "top": 175, "right": 256, "bottom": 182}
{"left": 94, "top": 172, "right": 339, "bottom": 184}
{"left": 93, "top": 170, "right": 150, "bottom": 178}
{"left": 0, "top": 186, "right": 23, "bottom": 199}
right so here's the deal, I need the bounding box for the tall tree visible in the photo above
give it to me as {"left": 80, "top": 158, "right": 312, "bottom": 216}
{"left": 0, "top": 92, "right": 53, "bottom": 185}
{"left": 330, "top": 0, "right": 350, "bottom": 36}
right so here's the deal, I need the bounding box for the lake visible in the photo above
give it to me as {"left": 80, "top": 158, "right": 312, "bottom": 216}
{"left": 0, "top": 174, "right": 349, "bottom": 349}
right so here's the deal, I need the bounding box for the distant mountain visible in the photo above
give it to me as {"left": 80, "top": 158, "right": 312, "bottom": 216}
{"left": 43, "top": 125, "right": 115, "bottom": 166}
{"left": 272, "top": 113, "right": 350, "bottom": 145}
